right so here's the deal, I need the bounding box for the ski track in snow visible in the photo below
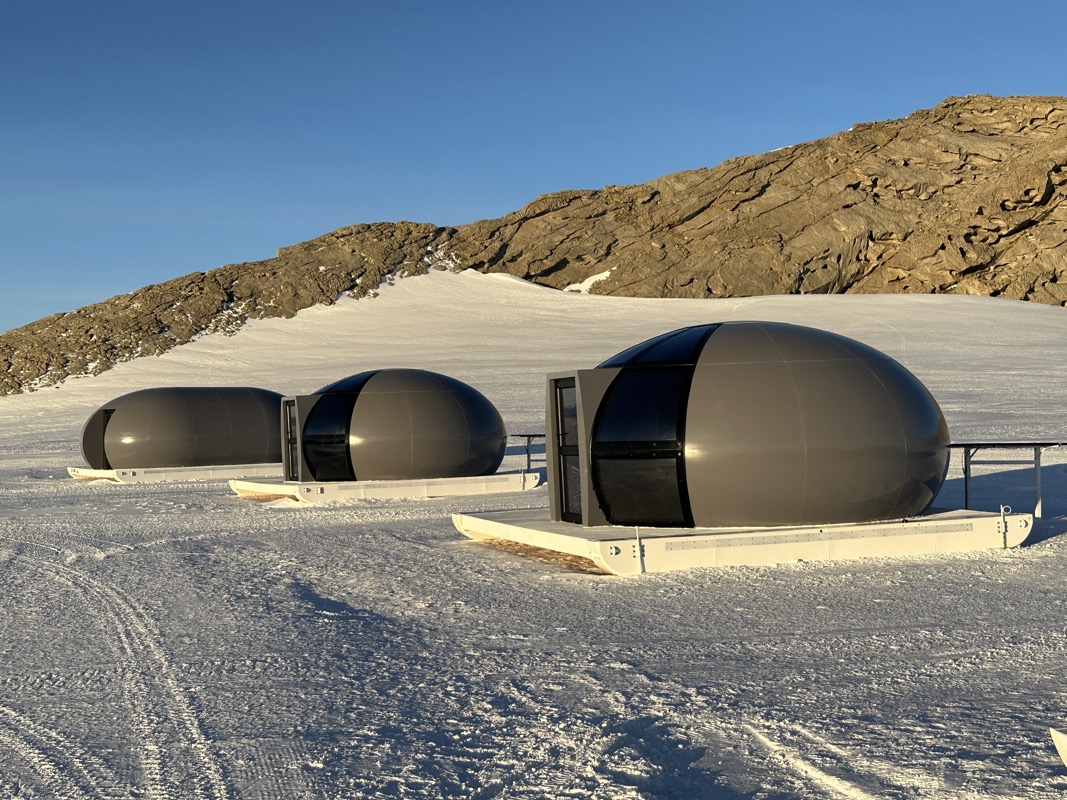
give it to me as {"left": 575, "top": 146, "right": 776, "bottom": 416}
{"left": 23, "top": 556, "right": 229, "bottom": 800}
{"left": 0, "top": 702, "right": 121, "bottom": 800}
{"left": 0, "top": 272, "right": 1066, "bottom": 797}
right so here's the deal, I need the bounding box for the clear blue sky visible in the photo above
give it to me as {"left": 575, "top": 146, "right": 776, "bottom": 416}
{"left": 3, "top": 0, "right": 1065, "bottom": 334}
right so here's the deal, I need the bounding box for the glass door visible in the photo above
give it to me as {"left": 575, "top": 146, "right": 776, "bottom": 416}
{"left": 283, "top": 399, "right": 300, "bottom": 481}
{"left": 555, "top": 378, "right": 582, "bottom": 523}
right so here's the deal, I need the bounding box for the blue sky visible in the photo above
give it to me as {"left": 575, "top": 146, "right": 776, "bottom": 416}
{"left": 3, "top": 0, "right": 1065, "bottom": 334}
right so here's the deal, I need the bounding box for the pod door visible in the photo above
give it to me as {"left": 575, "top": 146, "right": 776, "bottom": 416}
{"left": 554, "top": 378, "right": 582, "bottom": 523}
{"left": 283, "top": 399, "right": 300, "bottom": 481}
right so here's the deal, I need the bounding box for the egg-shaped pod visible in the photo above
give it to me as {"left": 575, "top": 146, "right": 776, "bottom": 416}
{"left": 295, "top": 369, "right": 506, "bottom": 482}
{"left": 80, "top": 387, "right": 284, "bottom": 470}
{"left": 548, "top": 322, "right": 950, "bottom": 528}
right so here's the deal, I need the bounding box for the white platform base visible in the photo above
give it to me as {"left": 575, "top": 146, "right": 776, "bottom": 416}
{"left": 229, "top": 470, "right": 542, "bottom": 504}
{"left": 451, "top": 507, "right": 1033, "bottom": 576}
{"left": 68, "top": 463, "right": 283, "bottom": 484}
{"left": 1052, "top": 727, "right": 1067, "bottom": 768}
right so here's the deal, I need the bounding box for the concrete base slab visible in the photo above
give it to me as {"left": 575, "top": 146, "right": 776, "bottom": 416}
{"left": 68, "top": 463, "right": 283, "bottom": 483}
{"left": 451, "top": 507, "right": 1033, "bottom": 576}
{"left": 1051, "top": 727, "right": 1067, "bottom": 768}
{"left": 230, "top": 470, "right": 542, "bottom": 504}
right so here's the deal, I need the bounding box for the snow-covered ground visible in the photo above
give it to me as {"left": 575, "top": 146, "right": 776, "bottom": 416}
{"left": 1, "top": 269, "right": 1066, "bottom": 799}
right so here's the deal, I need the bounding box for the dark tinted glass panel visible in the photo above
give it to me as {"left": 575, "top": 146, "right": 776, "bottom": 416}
{"left": 562, "top": 454, "right": 582, "bottom": 518}
{"left": 557, "top": 380, "right": 579, "bottom": 447}
{"left": 597, "top": 325, "right": 718, "bottom": 367}
{"left": 597, "top": 329, "right": 685, "bottom": 368}
{"left": 593, "top": 457, "right": 687, "bottom": 526}
{"left": 316, "top": 371, "right": 379, "bottom": 394}
{"left": 593, "top": 368, "right": 688, "bottom": 445}
{"left": 630, "top": 324, "right": 717, "bottom": 365}
{"left": 302, "top": 394, "right": 357, "bottom": 481}
{"left": 284, "top": 401, "right": 300, "bottom": 481}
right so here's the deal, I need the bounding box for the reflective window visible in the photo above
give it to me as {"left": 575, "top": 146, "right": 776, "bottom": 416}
{"left": 316, "top": 371, "right": 379, "bottom": 395}
{"left": 302, "top": 394, "right": 357, "bottom": 481}
{"left": 631, "top": 324, "right": 717, "bottom": 365}
{"left": 592, "top": 367, "right": 688, "bottom": 445}
{"left": 597, "top": 324, "right": 717, "bottom": 367}
{"left": 562, "top": 454, "right": 582, "bottom": 517}
{"left": 555, "top": 378, "right": 582, "bottom": 523}
{"left": 597, "top": 329, "right": 681, "bottom": 368}
{"left": 592, "top": 458, "right": 688, "bottom": 526}
{"left": 284, "top": 400, "right": 300, "bottom": 481}
{"left": 590, "top": 366, "right": 694, "bottom": 527}
{"left": 557, "top": 382, "right": 579, "bottom": 448}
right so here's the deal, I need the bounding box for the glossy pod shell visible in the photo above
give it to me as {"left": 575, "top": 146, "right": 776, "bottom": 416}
{"left": 560, "top": 322, "right": 950, "bottom": 528}
{"left": 298, "top": 369, "right": 506, "bottom": 482}
{"left": 80, "top": 386, "right": 283, "bottom": 469}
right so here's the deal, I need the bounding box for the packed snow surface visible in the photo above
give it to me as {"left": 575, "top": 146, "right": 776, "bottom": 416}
{"left": 1, "top": 269, "right": 1066, "bottom": 799}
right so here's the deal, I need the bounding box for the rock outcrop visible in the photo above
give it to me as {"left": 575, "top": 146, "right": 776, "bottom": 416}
{"left": 452, "top": 95, "right": 1067, "bottom": 303}
{"left": 3, "top": 95, "right": 1066, "bottom": 394}
{"left": 0, "top": 222, "right": 447, "bottom": 394}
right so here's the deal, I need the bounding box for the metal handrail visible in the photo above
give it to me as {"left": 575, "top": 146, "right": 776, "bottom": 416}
{"left": 510, "top": 433, "right": 546, "bottom": 472}
{"left": 947, "top": 442, "right": 1067, "bottom": 518}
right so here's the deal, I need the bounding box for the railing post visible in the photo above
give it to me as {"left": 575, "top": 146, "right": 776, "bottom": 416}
{"left": 1034, "top": 446, "right": 1043, "bottom": 518}
{"left": 963, "top": 447, "right": 973, "bottom": 510}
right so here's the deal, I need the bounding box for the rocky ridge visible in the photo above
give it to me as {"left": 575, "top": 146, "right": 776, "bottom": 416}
{"left": 3, "top": 94, "right": 1066, "bottom": 394}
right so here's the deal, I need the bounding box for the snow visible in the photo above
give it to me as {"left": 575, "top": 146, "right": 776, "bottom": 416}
{"left": 564, "top": 269, "right": 613, "bottom": 294}
{"left": 1, "top": 269, "right": 1066, "bottom": 798}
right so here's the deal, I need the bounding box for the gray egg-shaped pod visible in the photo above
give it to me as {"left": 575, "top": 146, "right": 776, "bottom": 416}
{"left": 80, "top": 387, "right": 284, "bottom": 470}
{"left": 290, "top": 369, "right": 506, "bottom": 482}
{"left": 547, "top": 322, "right": 950, "bottom": 528}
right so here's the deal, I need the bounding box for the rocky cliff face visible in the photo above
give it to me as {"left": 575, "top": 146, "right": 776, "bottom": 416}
{"left": 3, "top": 95, "right": 1066, "bottom": 394}
{"left": 453, "top": 95, "right": 1067, "bottom": 302}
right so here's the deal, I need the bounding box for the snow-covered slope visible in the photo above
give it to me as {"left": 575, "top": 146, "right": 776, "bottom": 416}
{"left": 1, "top": 270, "right": 1066, "bottom": 798}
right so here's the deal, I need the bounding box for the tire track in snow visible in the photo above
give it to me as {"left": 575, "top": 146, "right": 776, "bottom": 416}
{"left": 0, "top": 531, "right": 63, "bottom": 555}
{"left": 0, "top": 704, "right": 126, "bottom": 799}
{"left": 223, "top": 739, "right": 317, "bottom": 800}
{"left": 24, "top": 557, "right": 230, "bottom": 800}
{"left": 0, "top": 723, "right": 96, "bottom": 799}
{"left": 742, "top": 720, "right": 999, "bottom": 800}
{"left": 783, "top": 722, "right": 947, "bottom": 794}
{"left": 744, "top": 722, "right": 882, "bottom": 800}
